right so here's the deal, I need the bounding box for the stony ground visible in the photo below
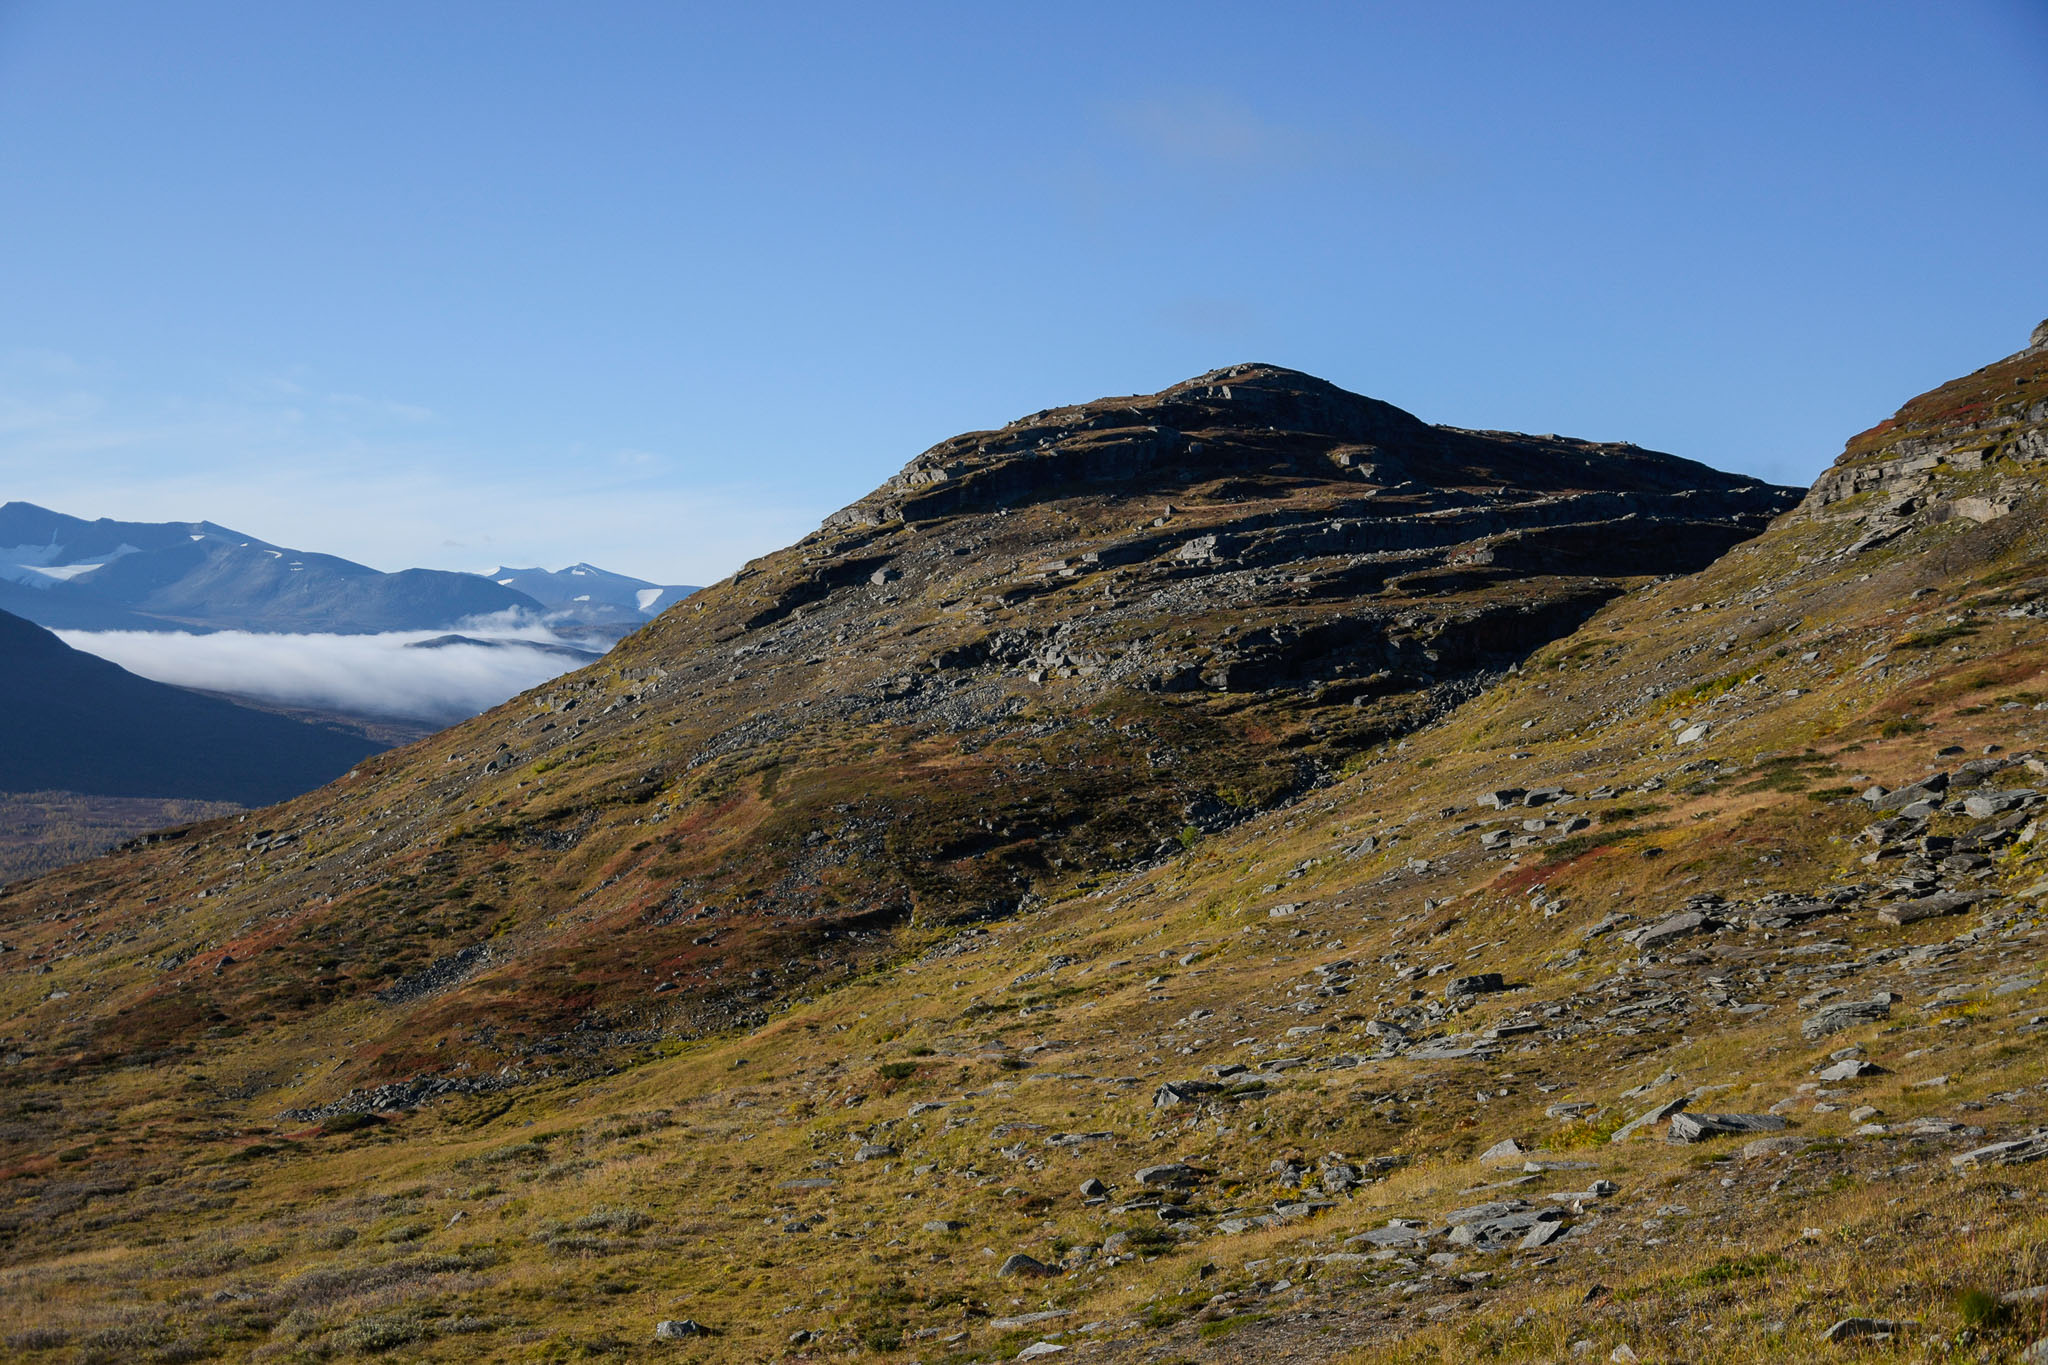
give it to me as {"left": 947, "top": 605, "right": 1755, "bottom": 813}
{"left": 2, "top": 333, "right": 2047, "bottom": 1362}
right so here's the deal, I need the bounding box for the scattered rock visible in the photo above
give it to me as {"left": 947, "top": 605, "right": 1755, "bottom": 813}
{"left": 1610, "top": 1095, "right": 1690, "bottom": 1143}
{"left": 1153, "top": 1080, "right": 1223, "bottom": 1108}
{"left": 1627, "top": 910, "right": 1719, "bottom": 950}
{"left": 1802, "top": 998, "right": 1891, "bottom": 1041}
{"left": 1820, "top": 1317, "right": 1914, "bottom": 1343}
{"left": 1134, "top": 1162, "right": 1202, "bottom": 1188}
{"left": 654, "top": 1319, "right": 711, "bottom": 1340}
{"left": 1878, "top": 891, "right": 1985, "bottom": 926}
{"left": 1951, "top": 1132, "right": 2048, "bottom": 1170}
{"left": 997, "top": 1253, "right": 1058, "bottom": 1278}
{"left": 1668, "top": 1113, "right": 1788, "bottom": 1143}
{"left": 1444, "top": 972, "right": 1506, "bottom": 1001}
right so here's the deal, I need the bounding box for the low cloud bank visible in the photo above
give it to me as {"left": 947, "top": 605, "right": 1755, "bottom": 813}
{"left": 57, "top": 621, "right": 597, "bottom": 724}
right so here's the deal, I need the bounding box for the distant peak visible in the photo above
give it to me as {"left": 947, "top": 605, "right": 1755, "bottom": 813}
{"left": 2031, "top": 318, "right": 2048, "bottom": 353}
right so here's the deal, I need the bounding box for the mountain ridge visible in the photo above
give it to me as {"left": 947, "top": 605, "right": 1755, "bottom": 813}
{"left": 0, "top": 501, "right": 696, "bottom": 638}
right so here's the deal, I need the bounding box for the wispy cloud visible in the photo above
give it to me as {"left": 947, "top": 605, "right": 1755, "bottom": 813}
{"left": 1109, "top": 93, "right": 1314, "bottom": 172}
{"left": 57, "top": 620, "right": 590, "bottom": 724}
{"left": 1095, "top": 89, "right": 1442, "bottom": 194}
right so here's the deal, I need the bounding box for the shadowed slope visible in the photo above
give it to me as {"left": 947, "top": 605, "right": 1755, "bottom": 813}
{"left": 0, "top": 608, "right": 380, "bottom": 805}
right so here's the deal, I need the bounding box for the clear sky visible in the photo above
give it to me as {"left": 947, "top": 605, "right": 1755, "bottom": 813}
{"left": 2, "top": 1, "right": 2043, "bottom": 585}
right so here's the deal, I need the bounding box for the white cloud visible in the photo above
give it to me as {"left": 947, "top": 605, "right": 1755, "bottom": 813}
{"left": 57, "top": 622, "right": 593, "bottom": 724}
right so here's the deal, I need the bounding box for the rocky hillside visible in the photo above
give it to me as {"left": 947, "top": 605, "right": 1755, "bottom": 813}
{"left": 0, "top": 364, "right": 1792, "bottom": 1095}
{"left": 5, "top": 336, "right": 2048, "bottom": 1363}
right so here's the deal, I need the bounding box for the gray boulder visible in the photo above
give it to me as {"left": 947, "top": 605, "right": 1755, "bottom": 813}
{"left": 998, "top": 1252, "right": 1058, "bottom": 1277}
{"left": 1802, "top": 998, "right": 1891, "bottom": 1040}
{"left": 1668, "top": 1112, "right": 1788, "bottom": 1143}
{"left": 1445, "top": 972, "right": 1506, "bottom": 1001}
{"left": 1134, "top": 1162, "right": 1202, "bottom": 1187}
{"left": 654, "top": 1319, "right": 710, "bottom": 1340}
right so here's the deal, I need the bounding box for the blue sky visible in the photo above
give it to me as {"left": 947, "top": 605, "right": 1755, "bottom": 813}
{"left": 2, "top": 1, "right": 2043, "bottom": 585}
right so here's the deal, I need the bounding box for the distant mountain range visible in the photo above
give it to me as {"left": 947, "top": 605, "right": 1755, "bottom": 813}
{"left": 0, "top": 607, "right": 377, "bottom": 806}
{"left": 0, "top": 502, "right": 697, "bottom": 638}
{"left": 487, "top": 563, "right": 696, "bottom": 630}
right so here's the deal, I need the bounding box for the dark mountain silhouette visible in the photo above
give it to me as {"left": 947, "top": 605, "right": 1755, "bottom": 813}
{"left": 0, "top": 607, "right": 379, "bottom": 804}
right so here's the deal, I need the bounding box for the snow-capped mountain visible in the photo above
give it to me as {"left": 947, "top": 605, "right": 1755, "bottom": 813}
{"left": 0, "top": 503, "right": 697, "bottom": 638}
{"left": 487, "top": 563, "right": 698, "bottom": 631}
{"left": 0, "top": 502, "right": 539, "bottom": 634}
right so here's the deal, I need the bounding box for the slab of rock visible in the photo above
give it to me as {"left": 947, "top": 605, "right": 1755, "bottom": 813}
{"left": 1951, "top": 1132, "right": 2048, "bottom": 1170}
{"left": 1520, "top": 1218, "right": 1569, "bottom": 1249}
{"left": 1627, "top": 910, "right": 1718, "bottom": 950}
{"left": 1820, "top": 1317, "right": 1915, "bottom": 1343}
{"left": 1872, "top": 772, "right": 1948, "bottom": 811}
{"left": 1878, "top": 891, "right": 1985, "bottom": 926}
{"left": 855, "top": 1143, "right": 898, "bottom": 1161}
{"left": 1668, "top": 1112, "right": 1788, "bottom": 1143}
{"left": 998, "top": 1252, "right": 1059, "bottom": 1278}
{"left": 1477, "top": 789, "right": 1527, "bottom": 809}
{"left": 1610, "top": 1095, "right": 1689, "bottom": 1143}
{"left": 1964, "top": 788, "right": 2039, "bottom": 819}
{"left": 1803, "top": 998, "right": 1891, "bottom": 1040}
{"left": 1153, "top": 1080, "right": 1223, "bottom": 1107}
{"left": 1480, "top": 1138, "right": 1528, "bottom": 1164}
{"left": 1134, "top": 1162, "right": 1202, "bottom": 1187}
{"left": 1815, "top": 1058, "right": 1887, "bottom": 1082}
{"left": 1445, "top": 972, "right": 1506, "bottom": 1001}
{"left": 654, "top": 1319, "right": 711, "bottom": 1340}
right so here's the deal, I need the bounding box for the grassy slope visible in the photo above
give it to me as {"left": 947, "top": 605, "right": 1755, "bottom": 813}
{"left": 2, "top": 349, "right": 2047, "bottom": 1361}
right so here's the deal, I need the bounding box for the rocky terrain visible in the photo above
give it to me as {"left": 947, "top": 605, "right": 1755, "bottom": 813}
{"left": 2, "top": 331, "right": 2047, "bottom": 1363}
